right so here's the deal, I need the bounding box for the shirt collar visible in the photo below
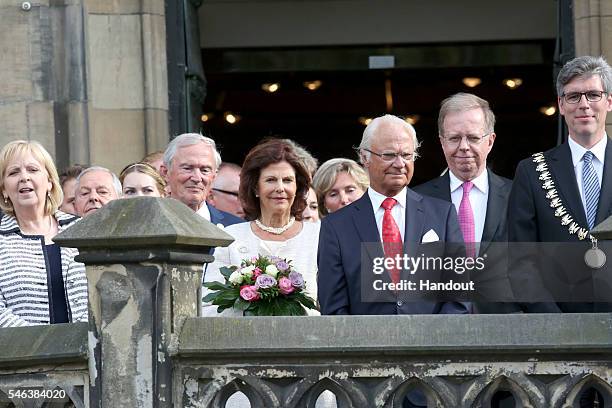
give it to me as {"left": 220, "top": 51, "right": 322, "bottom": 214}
{"left": 568, "top": 133, "right": 608, "bottom": 167}
{"left": 196, "top": 201, "right": 211, "bottom": 221}
{"left": 448, "top": 169, "right": 489, "bottom": 194}
{"left": 368, "top": 186, "right": 407, "bottom": 211}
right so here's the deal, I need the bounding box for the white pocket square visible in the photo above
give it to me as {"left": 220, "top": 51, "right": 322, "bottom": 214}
{"left": 421, "top": 229, "right": 440, "bottom": 243}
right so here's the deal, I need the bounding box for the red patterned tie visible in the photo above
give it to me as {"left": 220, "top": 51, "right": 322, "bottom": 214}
{"left": 381, "top": 197, "right": 403, "bottom": 284}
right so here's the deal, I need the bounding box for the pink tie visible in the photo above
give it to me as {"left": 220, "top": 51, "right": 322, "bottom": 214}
{"left": 381, "top": 198, "right": 403, "bottom": 284}
{"left": 458, "top": 181, "right": 475, "bottom": 257}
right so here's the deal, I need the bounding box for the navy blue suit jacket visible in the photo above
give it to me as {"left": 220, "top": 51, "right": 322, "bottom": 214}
{"left": 207, "top": 203, "right": 243, "bottom": 227}
{"left": 317, "top": 188, "right": 469, "bottom": 315}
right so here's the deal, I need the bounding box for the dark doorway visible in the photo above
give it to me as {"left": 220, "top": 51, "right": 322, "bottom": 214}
{"left": 200, "top": 41, "right": 558, "bottom": 183}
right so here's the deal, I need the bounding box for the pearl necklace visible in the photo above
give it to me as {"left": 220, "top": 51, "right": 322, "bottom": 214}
{"left": 255, "top": 216, "right": 295, "bottom": 235}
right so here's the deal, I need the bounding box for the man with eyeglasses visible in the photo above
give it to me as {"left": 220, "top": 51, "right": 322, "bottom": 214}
{"left": 508, "top": 55, "right": 612, "bottom": 314}
{"left": 317, "top": 114, "right": 469, "bottom": 317}
{"left": 160, "top": 133, "right": 242, "bottom": 227}
{"left": 318, "top": 114, "right": 468, "bottom": 407}
{"left": 207, "top": 162, "right": 245, "bottom": 218}
{"left": 414, "top": 93, "right": 520, "bottom": 314}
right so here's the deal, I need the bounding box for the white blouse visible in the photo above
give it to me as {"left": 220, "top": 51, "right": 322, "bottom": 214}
{"left": 202, "top": 221, "right": 320, "bottom": 316}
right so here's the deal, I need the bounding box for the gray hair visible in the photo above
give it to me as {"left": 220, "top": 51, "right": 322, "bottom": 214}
{"left": 163, "top": 133, "right": 222, "bottom": 171}
{"left": 438, "top": 92, "right": 496, "bottom": 135}
{"left": 358, "top": 114, "right": 421, "bottom": 163}
{"left": 556, "top": 55, "right": 612, "bottom": 96}
{"left": 76, "top": 166, "right": 122, "bottom": 197}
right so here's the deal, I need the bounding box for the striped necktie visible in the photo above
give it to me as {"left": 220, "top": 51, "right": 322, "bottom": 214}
{"left": 582, "top": 151, "right": 600, "bottom": 230}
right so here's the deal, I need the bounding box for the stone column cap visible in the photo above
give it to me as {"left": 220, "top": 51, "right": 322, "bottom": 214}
{"left": 54, "top": 197, "right": 234, "bottom": 250}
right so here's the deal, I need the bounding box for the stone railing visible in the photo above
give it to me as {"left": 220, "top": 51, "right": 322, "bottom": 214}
{"left": 175, "top": 314, "right": 612, "bottom": 408}
{"left": 0, "top": 323, "right": 88, "bottom": 407}
{"left": 0, "top": 197, "right": 610, "bottom": 407}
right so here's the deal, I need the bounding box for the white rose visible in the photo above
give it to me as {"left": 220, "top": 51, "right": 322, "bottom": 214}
{"left": 265, "top": 265, "right": 279, "bottom": 278}
{"left": 229, "top": 270, "right": 244, "bottom": 285}
{"left": 241, "top": 265, "right": 255, "bottom": 278}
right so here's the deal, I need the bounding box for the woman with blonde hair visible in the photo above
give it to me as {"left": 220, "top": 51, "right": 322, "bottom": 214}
{"left": 312, "top": 158, "right": 369, "bottom": 217}
{"left": 0, "top": 140, "right": 88, "bottom": 327}
{"left": 119, "top": 162, "right": 166, "bottom": 197}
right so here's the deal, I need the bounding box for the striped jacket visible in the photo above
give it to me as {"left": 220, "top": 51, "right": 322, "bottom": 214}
{"left": 0, "top": 211, "right": 88, "bottom": 327}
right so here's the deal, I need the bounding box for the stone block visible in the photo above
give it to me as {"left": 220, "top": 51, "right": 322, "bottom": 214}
{"left": 145, "top": 108, "right": 169, "bottom": 152}
{"left": 0, "top": 102, "right": 27, "bottom": 142}
{"left": 602, "top": 0, "right": 612, "bottom": 16}
{"left": 142, "top": 13, "right": 169, "bottom": 110}
{"left": 67, "top": 101, "right": 91, "bottom": 164}
{"left": 142, "top": 0, "right": 165, "bottom": 16}
{"left": 0, "top": 7, "right": 32, "bottom": 100}
{"left": 574, "top": 17, "right": 600, "bottom": 55}
{"left": 0, "top": 323, "right": 87, "bottom": 366}
{"left": 27, "top": 102, "right": 55, "bottom": 156}
{"left": 602, "top": 16, "right": 612, "bottom": 55}
{"left": 84, "top": 0, "right": 141, "bottom": 14}
{"left": 88, "top": 14, "right": 144, "bottom": 110}
{"left": 89, "top": 108, "right": 145, "bottom": 171}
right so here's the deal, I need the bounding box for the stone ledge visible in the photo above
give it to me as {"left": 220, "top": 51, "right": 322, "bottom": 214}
{"left": 177, "top": 314, "right": 612, "bottom": 357}
{"left": 0, "top": 323, "right": 87, "bottom": 367}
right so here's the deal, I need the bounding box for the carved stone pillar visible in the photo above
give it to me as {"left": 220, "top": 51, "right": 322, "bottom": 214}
{"left": 55, "top": 197, "right": 233, "bottom": 408}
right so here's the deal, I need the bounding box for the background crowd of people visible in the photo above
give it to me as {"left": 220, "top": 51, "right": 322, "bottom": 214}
{"left": 0, "top": 55, "right": 611, "bottom": 333}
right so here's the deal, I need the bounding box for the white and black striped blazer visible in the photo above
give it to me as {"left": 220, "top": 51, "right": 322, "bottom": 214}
{"left": 0, "top": 211, "right": 88, "bottom": 327}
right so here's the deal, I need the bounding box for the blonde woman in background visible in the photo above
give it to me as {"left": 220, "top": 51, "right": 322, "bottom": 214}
{"left": 312, "top": 158, "right": 369, "bottom": 217}
{"left": 119, "top": 162, "right": 166, "bottom": 197}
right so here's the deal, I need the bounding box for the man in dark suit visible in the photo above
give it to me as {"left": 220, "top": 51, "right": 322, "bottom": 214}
{"left": 160, "top": 133, "right": 242, "bottom": 227}
{"left": 317, "top": 114, "right": 469, "bottom": 316}
{"left": 414, "top": 93, "right": 520, "bottom": 313}
{"left": 317, "top": 115, "right": 468, "bottom": 408}
{"left": 508, "top": 55, "right": 612, "bottom": 313}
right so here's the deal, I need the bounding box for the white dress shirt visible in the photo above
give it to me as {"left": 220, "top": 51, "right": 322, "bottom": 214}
{"left": 449, "top": 169, "right": 489, "bottom": 243}
{"left": 367, "top": 187, "right": 407, "bottom": 242}
{"left": 568, "top": 134, "right": 606, "bottom": 217}
{"left": 196, "top": 202, "right": 211, "bottom": 221}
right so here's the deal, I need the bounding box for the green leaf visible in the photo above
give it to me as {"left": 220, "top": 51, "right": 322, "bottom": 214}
{"left": 203, "top": 281, "right": 231, "bottom": 291}
{"left": 234, "top": 298, "right": 251, "bottom": 311}
{"left": 202, "top": 292, "right": 219, "bottom": 302}
{"left": 219, "top": 265, "right": 237, "bottom": 280}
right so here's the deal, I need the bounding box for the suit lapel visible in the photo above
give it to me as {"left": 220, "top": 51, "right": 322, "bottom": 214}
{"left": 404, "top": 189, "right": 424, "bottom": 256}
{"left": 351, "top": 194, "right": 384, "bottom": 261}
{"left": 480, "top": 170, "right": 504, "bottom": 252}
{"left": 426, "top": 173, "right": 452, "bottom": 201}
{"left": 208, "top": 203, "right": 223, "bottom": 225}
{"left": 595, "top": 138, "right": 612, "bottom": 225}
{"left": 548, "top": 144, "right": 589, "bottom": 227}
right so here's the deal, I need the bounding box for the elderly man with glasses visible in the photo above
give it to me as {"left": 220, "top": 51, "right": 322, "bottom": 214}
{"left": 317, "top": 114, "right": 469, "bottom": 318}
{"left": 508, "top": 55, "right": 612, "bottom": 315}
{"left": 206, "top": 162, "right": 244, "bottom": 218}
{"left": 414, "top": 93, "right": 520, "bottom": 314}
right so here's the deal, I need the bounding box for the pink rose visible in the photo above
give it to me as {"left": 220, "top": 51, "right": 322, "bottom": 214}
{"left": 278, "top": 277, "right": 295, "bottom": 295}
{"left": 253, "top": 267, "right": 262, "bottom": 278}
{"left": 240, "top": 285, "right": 260, "bottom": 302}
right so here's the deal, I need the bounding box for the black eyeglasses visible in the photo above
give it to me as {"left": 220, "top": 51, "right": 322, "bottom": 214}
{"left": 362, "top": 148, "right": 415, "bottom": 162}
{"left": 561, "top": 90, "right": 608, "bottom": 104}
{"left": 212, "top": 188, "right": 239, "bottom": 197}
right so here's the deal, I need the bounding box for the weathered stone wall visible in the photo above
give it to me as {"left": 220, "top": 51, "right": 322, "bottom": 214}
{"left": 574, "top": 0, "right": 612, "bottom": 136}
{"left": 0, "top": 0, "right": 168, "bottom": 173}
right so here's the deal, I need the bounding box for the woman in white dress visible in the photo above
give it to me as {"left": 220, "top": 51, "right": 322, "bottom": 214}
{"left": 203, "top": 138, "right": 320, "bottom": 316}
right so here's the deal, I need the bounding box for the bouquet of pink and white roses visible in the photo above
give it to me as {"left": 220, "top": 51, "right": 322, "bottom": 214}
{"left": 203, "top": 255, "right": 317, "bottom": 316}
